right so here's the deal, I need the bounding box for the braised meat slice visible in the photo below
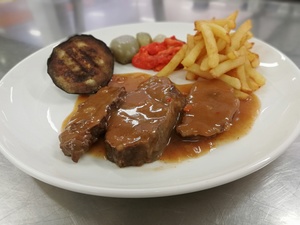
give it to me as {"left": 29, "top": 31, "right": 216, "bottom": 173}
{"left": 47, "top": 34, "right": 114, "bottom": 94}
{"left": 59, "top": 86, "right": 126, "bottom": 162}
{"left": 105, "top": 76, "right": 185, "bottom": 167}
{"left": 177, "top": 79, "right": 240, "bottom": 138}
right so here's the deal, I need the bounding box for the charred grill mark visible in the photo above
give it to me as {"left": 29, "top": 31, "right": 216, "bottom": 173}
{"left": 66, "top": 46, "right": 95, "bottom": 75}
{"left": 57, "top": 47, "right": 97, "bottom": 82}
{"left": 56, "top": 49, "right": 80, "bottom": 72}
{"left": 78, "top": 47, "right": 100, "bottom": 70}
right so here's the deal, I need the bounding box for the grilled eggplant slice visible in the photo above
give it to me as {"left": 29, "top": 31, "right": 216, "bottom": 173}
{"left": 47, "top": 34, "right": 114, "bottom": 94}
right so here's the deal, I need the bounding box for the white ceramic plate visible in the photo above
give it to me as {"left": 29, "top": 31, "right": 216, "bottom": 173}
{"left": 1, "top": 22, "right": 300, "bottom": 198}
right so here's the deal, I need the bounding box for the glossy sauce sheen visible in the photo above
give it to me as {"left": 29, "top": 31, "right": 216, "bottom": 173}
{"left": 62, "top": 73, "right": 260, "bottom": 163}
{"left": 105, "top": 76, "right": 185, "bottom": 167}
{"left": 162, "top": 88, "right": 259, "bottom": 162}
{"left": 177, "top": 79, "right": 240, "bottom": 138}
{"left": 59, "top": 86, "right": 126, "bottom": 162}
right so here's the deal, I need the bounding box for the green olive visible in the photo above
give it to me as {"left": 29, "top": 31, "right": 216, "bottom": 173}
{"left": 110, "top": 35, "right": 139, "bottom": 64}
{"left": 136, "top": 32, "right": 152, "bottom": 47}
{"left": 153, "top": 34, "right": 166, "bottom": 43}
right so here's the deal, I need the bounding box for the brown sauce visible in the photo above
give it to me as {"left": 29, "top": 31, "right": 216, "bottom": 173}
{"left": 62, "top": 73, "right": 260, "bottom": 163}
{"left": 161, "top": 86, "right": 259, "bottom": 162}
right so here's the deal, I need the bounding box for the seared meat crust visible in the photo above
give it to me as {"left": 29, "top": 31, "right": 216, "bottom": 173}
{"left": 47, "top": 34, "right": 114, "bottom": 94}
{"left": 105, "top": 76, "right": 185, "bottom": 167}
{"left": 59, "top": 86, "right": 126, "bottom": 162}
{"left": 176, "top": 79, "right": 240, "bottom": 138}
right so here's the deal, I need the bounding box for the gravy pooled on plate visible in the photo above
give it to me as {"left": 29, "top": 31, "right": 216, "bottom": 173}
{"left": 62, "top": 73, "right": 260, "bottom": 164}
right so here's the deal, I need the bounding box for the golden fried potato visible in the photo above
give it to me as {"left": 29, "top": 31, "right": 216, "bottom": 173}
{"left": 156, "top": 11, "right": 266, "bottom": 99}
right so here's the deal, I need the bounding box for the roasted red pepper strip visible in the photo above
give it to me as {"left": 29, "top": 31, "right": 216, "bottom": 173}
{"left": 132, "top": 36, "right": 184, "bottom": 71}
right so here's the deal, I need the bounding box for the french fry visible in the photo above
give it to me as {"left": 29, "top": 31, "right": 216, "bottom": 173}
{"left": 200, "top": 55, "right": 209, "bottom": 71}
{"left": 181, "top": 41, "right": 204, "bottom": 67}
{"left": 193, "top": 34, "right": 203, "bottom": 42}
{"left": 210, "top": 56, "right": 245, "bottom": 77}
{"left": 230, "top": 19, "right": 252, "bottom": 51}
{"left": 185, "top": 71, "right": 198, "bottom": 80}
{"left": 248, "top": 78, "right": 260, "bottom": 91}
{"left": 247, "top": 51, "right": 260, "bottom": 68}
{"left": 244, "top": 58, "right": 265, "bottom": 86}
{"left": 200, "top": 54, "right": 227, "bottom": 71}
{"left": 195, "top": 10, "right": 237, "bottom": 30}
{"left": 198, "top": 22, "right": 219, "bottom": 68}
{"left": 156, "top": 44, "right": 187, "bottom": 77}
{"left": 185, "top": 63, "right": 213, "bottom": 80}
{"left": 234, "top": 89, "right": 249, "bottom": 100}
{"left": 247, "top": 50, "right": 258, "bottom": 61}
{"left": 186, "top": 34, "right": 195, "bottom": 50}
{"left": 219, "top": 74, "right": 241, "bottom": 90}
{"left": 211, "top": 19, "right": 235, "bottom": 31}
{"left": 207, "top": 23, "right": 230, "bottom": 43}
{"left": 244, "top": 41, "right": 254, "bottom": 49}
{"left": 226, "top": 10, "right": 238, "bottom": 27}
{"left": 217, "top": 38, "right": 227, "bottom": 52}
{"left": 240, "top": 31, "right": 253, "bottom": 46}
{"left": 227, "top": 51, "right": 239, "bottom": 60}
{"left": 155, "top": 10, "right": 265, "bottom": 100}
{"left": 236, "top": 65, "right": 252, "bottom": 91}
{"left": 251, "top": 56, "right": 260, "bottom": 68}
{"left": 219, "top": 54, "right": 228, "bottom": 63}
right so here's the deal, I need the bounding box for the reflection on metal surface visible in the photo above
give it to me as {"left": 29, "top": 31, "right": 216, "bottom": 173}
{"left": 29, "top": 28, "right": 41, "bottom": 36}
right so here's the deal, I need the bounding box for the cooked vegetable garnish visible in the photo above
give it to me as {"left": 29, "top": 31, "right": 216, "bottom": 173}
{"left": 136, "top": 32, "right": 152, "bottom": 47}
{"left": 132, "top": 36, "right": 184, "bottom": 71}
{"left": 110, "top": 35, "right": 139, "bottom": 64}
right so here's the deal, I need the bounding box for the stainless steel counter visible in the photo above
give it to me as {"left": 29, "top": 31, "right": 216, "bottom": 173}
{"left": 1, "top": 0, "right": 300, "bottom": 224}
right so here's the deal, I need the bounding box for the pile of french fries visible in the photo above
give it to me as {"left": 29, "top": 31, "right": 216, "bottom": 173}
{"left": 156, "top": 11, "right": 265, "bottom": 99}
